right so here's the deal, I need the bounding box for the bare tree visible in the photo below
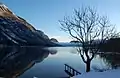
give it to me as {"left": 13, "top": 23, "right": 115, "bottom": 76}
{"left": 59, "top": 7, "right": 119, "bottom": 72}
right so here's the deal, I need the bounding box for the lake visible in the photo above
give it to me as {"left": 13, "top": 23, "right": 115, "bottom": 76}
{"left": 0, "top": 46, "right": 119, "bottom": 78}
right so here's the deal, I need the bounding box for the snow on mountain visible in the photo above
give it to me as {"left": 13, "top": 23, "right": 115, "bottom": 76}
{"left": 56, "top": 42, "right": 81, "bottom": 47}
{"left": 0, "top": 2, "right": 55, "bottom": 46}
{"left": 0, "top": 2, "right": 9, "bottom": 9}
{"left": 0, "top": 2, "right": 15, "bottom": 16}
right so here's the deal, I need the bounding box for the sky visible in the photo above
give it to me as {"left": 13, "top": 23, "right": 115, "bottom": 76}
{"left": 1, "top": 0, "right": 120, "bottom": 42}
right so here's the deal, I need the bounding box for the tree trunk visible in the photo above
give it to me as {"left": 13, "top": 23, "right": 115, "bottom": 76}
{"left": 86, "top": 60, "right": 91, "bottom": 72}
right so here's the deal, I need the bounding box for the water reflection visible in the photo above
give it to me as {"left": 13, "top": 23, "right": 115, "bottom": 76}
{"left": 68, "top": 47, "right": 120, "bottom": 70}
{"left": 0, "top": 46, "right": 119, "bottom": 78}
{"left": 100, "top": 53, "right": 120, "bottom": 69}
{"left": 0, "top": 46, "right": 56, "bottom": 78}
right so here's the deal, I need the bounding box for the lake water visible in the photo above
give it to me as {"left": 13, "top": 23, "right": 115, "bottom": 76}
{"left": 0, "top": 47, "right": 117, "bottom": 78}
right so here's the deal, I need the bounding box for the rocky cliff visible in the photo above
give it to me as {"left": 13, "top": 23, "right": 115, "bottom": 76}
{"left": 0, "top": 3, "right": 54, "bottom": 46}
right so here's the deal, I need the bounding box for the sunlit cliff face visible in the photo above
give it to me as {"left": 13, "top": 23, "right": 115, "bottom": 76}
{"left": 0, "top": 3, "right": 17, "bottom": 18}
{"left": 0, "top": 2, "right": 35, "bottom": 31}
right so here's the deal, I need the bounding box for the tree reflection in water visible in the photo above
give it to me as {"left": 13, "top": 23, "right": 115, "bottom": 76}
{"left": 0, "top": 46, "right": 57, "bottom": 78}
{"left": 100, "top": 53, "right": 120, "bottom": 69}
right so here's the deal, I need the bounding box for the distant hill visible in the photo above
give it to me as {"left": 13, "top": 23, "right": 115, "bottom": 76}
{"left": 56, "top": 42, "right": 81, "bottom": 47}
{"left": 70, "top": 40, "right": 79, "bottom": 43}
{"left": 50, "top": 38, "right": 58, "bottom": 42}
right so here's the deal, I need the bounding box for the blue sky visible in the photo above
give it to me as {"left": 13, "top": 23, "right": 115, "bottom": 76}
{"left": 1, "top": 0, "right": 120, "bottom": 42}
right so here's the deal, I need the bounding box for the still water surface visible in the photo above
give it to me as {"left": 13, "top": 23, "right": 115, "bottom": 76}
{"left": 0, "top": 47, "right": 113, "bottom": 78}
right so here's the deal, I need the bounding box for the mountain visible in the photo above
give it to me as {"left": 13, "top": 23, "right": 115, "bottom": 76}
{"left": 70, "top": 40, "right": 79, "bottom": 43}
{"left": 0, "top": 3, "right": 55, "bottom": 46}
{"left": 56, "top": 42, "right": 81, "bottom": 47}
{"left": 50, "top": 38, "right": 58, "bottom": 42}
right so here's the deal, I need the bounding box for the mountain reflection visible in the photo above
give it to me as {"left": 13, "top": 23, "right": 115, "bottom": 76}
{"left": 0, "top": 46, "right": 56, "bottom": 78}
